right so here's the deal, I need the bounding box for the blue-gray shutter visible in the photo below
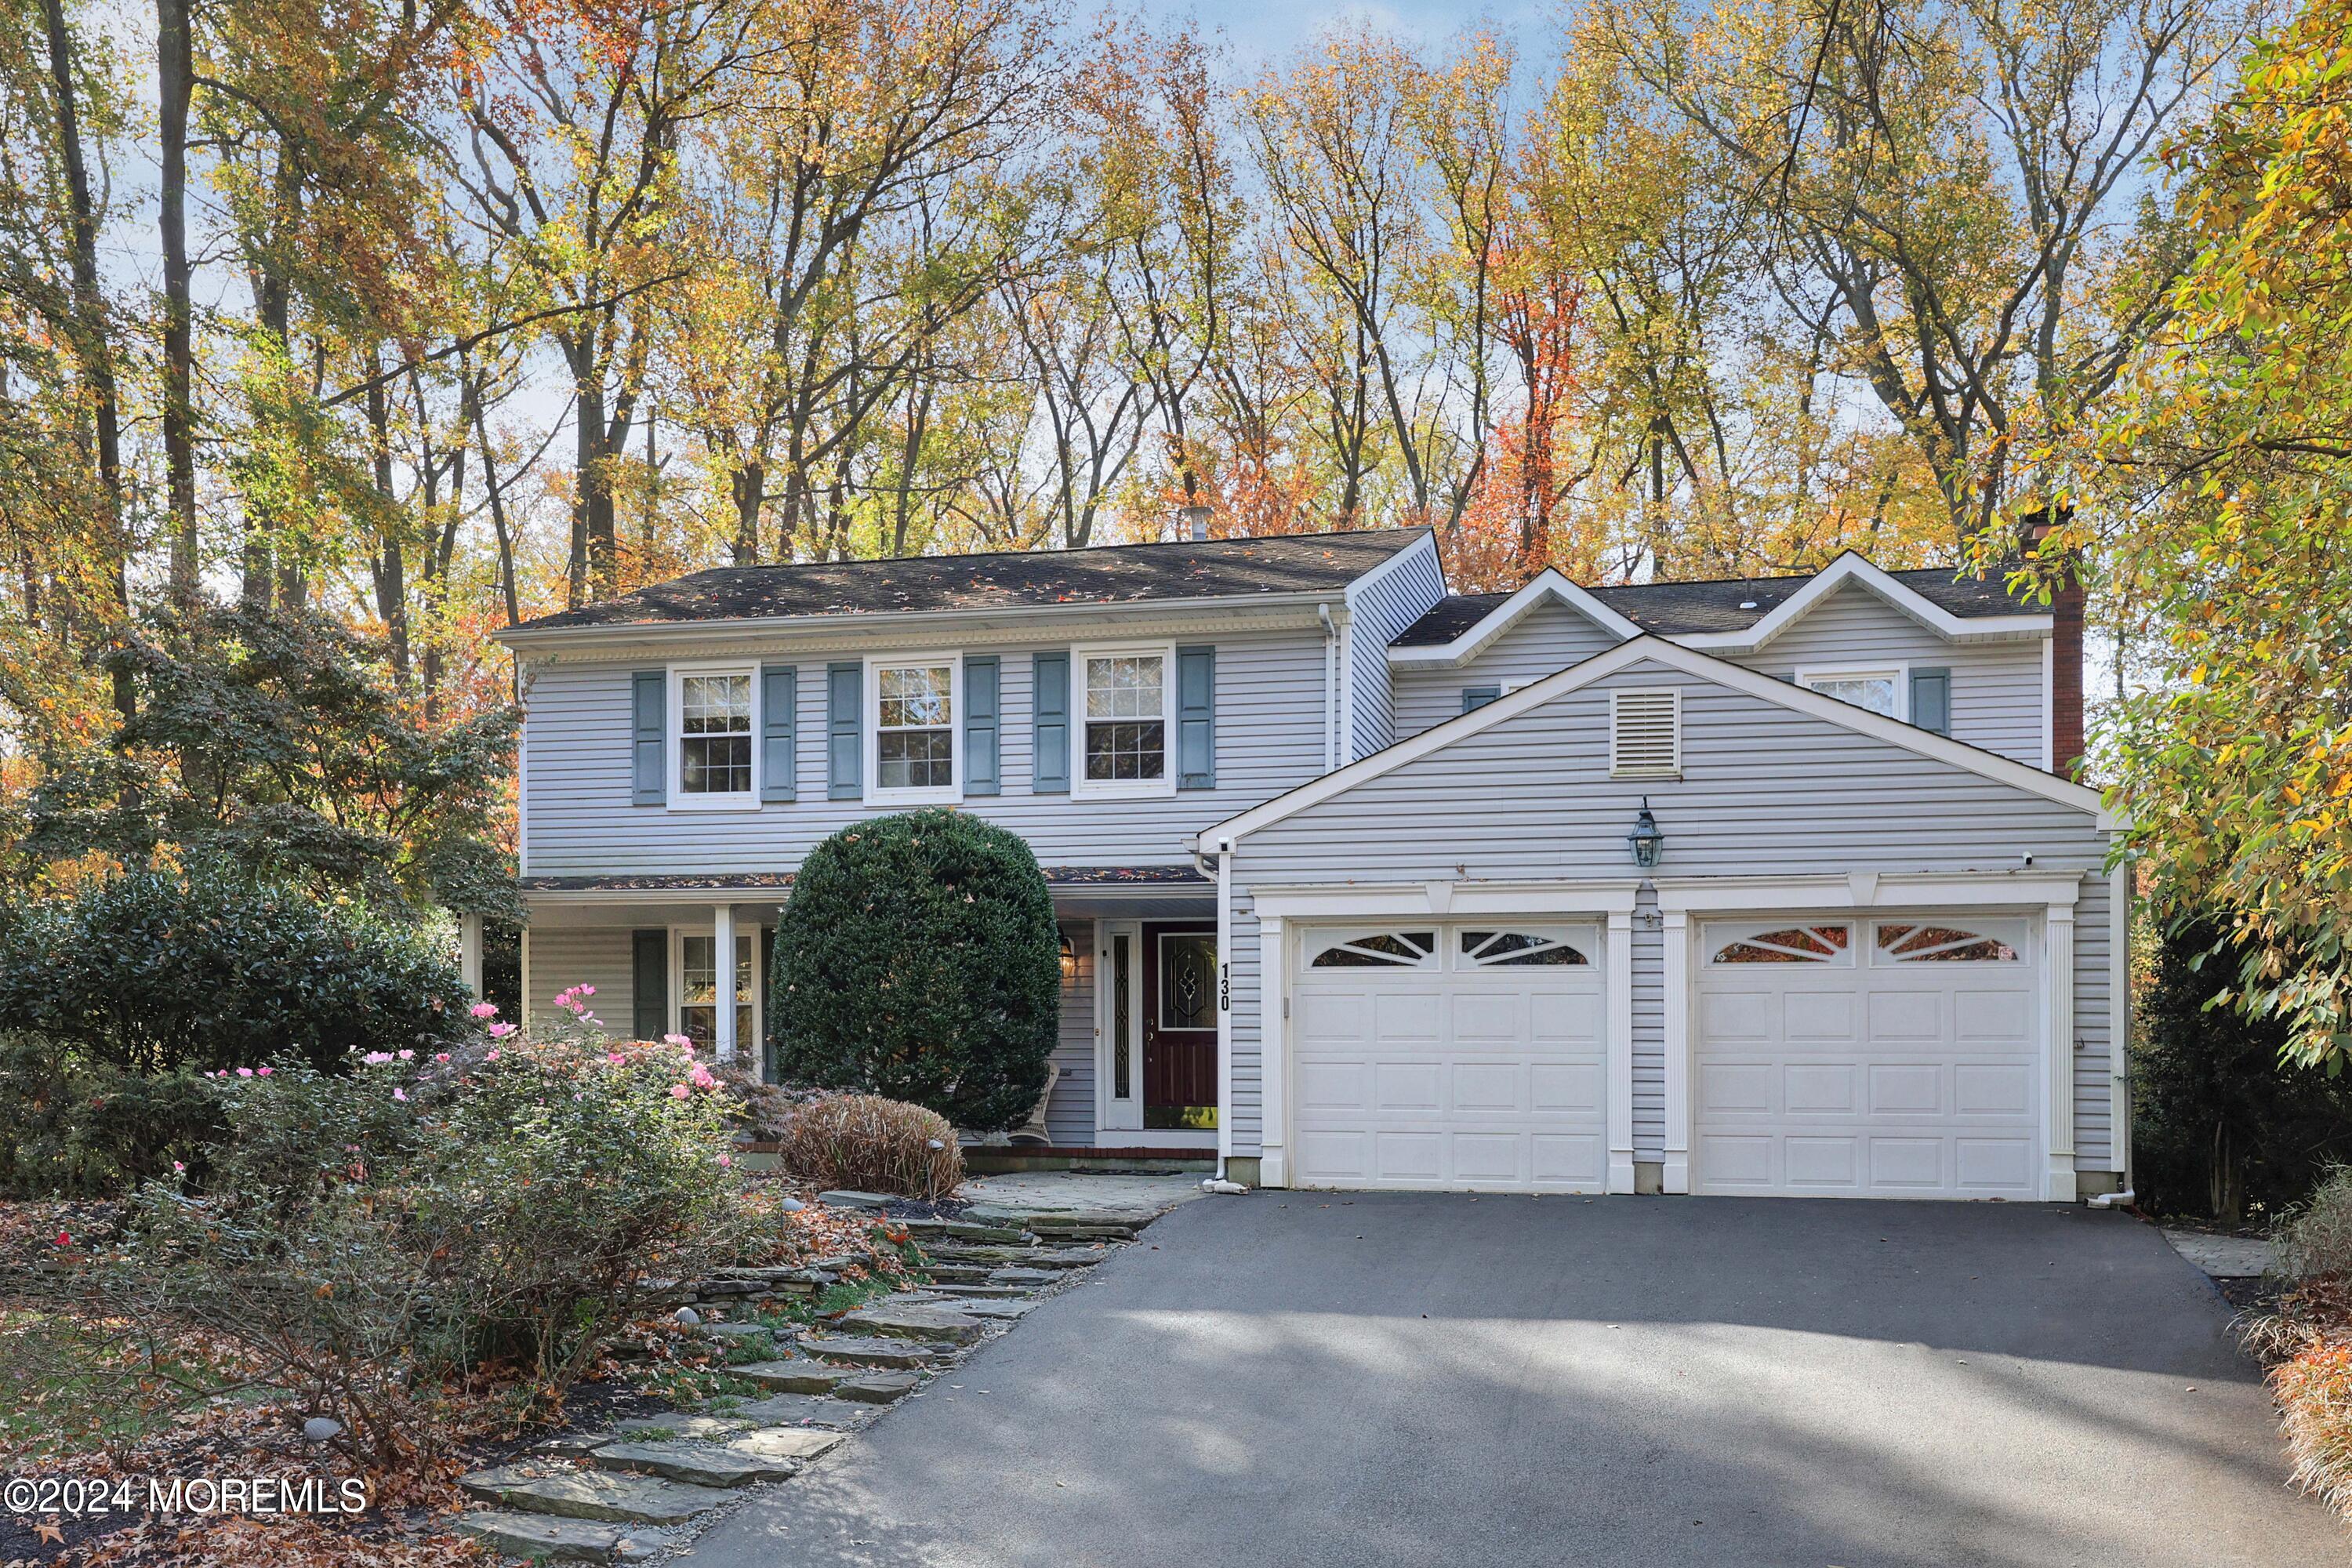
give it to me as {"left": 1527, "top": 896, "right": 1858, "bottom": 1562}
{"left": 631, "top": 670, "right": 666, "bottom": 806}
{"left": 826, "top": 662, "right": 862, "bottom": 800}
{"left": 760, "top": 665, "right": 797, "bottom": 802}
{"left": 1461, "top": 685, "right": 1501, "bottom": 713}
{"left": 964, "top": 655, "right": 1000, "bottom": 796}
{"left": 1911, "top": 667, "right": 1951, "bottom": 736}
{"left": 631, "top": 928, "right": 667, "bottom": 1039}
{"left": 1176, "top": 644, "right": 1216, "bottom": 789}
{"left": 1033, "top": 651, "right": 1070, "bottom": 793}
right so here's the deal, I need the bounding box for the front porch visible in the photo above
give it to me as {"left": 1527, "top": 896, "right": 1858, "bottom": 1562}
{"left": 516, "top": 867, "right": 1221, "bottom": 1150}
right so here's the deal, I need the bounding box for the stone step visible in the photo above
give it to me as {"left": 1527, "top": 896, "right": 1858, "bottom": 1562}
{"left": 902, "top": 1218, "right": 1033, "bottom": 1243}
{"left": 797, "top": 1334, "right": 935, "bottom": 1369}
{"left": 734, "top": 1359, "right": 866, "bottom": 1396}
{"left": 454, "top": 1510, "right": 675, "bottom": 1563}
{"left": 966, "top": 1205, "right": 1155, "bottom": 1232}
{"left": 916, "top": 1263, "right": 996, "bottom": 1283}
{"left": 610, "top": 1413, "right": 757, "bottom": 1443}
{"left": 987, "top": 1268, "right": 1058, "bottom": 1287}
{"left": 725, "top": 1427, "right": 844, "bottom": 1464}
{"left": 590, "top": 1439, "right": 799, "bottom": 1488}
{"left": 926, "top": 1281, "right": 1033, "bottom": 1298}
{"left": 724, "top": 1393, "right": 873, "bottom": 1429}
{"left": 927, "top": 1298, "right": 1038, "bottom": 1319}
{"left": 923, "top": 1245, "right": 1106, "bottom": 1269}
{"left": 459, "top": 1463, "right": 732, "bottom": 1525}
{"left": 832, "top": 1370, "right": 920, "bottom": 1403}
{"left": 833, "top": 1305, "right": 984, "bottom": 1345}
{"left": 816, "top": 1189, "right": 893, "bottom": 1210}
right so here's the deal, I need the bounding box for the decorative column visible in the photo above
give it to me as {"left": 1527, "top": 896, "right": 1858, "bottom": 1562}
{"left": 1606, "top": 909, "right": 1635, "bottom": 1194}
{"left": 458, "top": 913, "right": 484, "bottom": 997}
{"left": 1661, "top": 908, "right": 1691, "bottom": 1194}
{"left": 2045, "top": 902, "right": 2077, "bottom": 1202}
{"left": 713, "top": 902, "right": 738, "bottom": 1065}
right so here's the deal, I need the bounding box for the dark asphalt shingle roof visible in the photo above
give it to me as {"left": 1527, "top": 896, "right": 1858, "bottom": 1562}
{"left": 1388, "top": 565, "right": 2041, "bottom": 646}
{"left": 506, "top": 528, "right": 1430, "bottom": 633}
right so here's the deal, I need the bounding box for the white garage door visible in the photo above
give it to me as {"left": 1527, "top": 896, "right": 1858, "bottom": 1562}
{"left": 1291, "top": 924, "right": 1607, "bottom": 1192}
{"left": 1693, "top": 916, "right": 2041, "bottom": 1199}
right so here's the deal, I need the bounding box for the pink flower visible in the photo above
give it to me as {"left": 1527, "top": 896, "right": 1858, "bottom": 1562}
{"left": 54, "top": 1231, "right": 71, "bottom": 1247}
{"left": 434, "top": 1053, "right": 451, "bottom": 1063}
{"left": 607, "top": 1052, "right": 628, "bottom": 1066}
{"left": 670, "top": 1083, "right": 691, "bottom": 1099}
{"left": 397, "top": 1050, "right": 415, "bottom": 1062}
{"left": 689, "top": 1065, "right": 717, "bottom": 1089}
{"left": 469, "top": 1002, "right": 499, "bottom": 1020}
{"left": 392, "top": 1087, "right": 408, "bottom": 1102}
{"left": 172, "top": 1161, "right": 186, "bottom": 1174}
{"left": 577, "top": 985, "right": 595, "bottom": 997}
{"left": 485, "top": 1049, "right": 501, "bottom": 1062}
{"left": 256, "top": 1066, "right": 271, "bottom": 1076}
{"left": 716, "top": 1153, "right": 732, "bottom": 1168}
{"left": 488, "top": 1022, "right": 517, "bottom": 1039}
{"left": 363, "top": 1051, "right": 393, "bottom": 1065}
{"left": 662, "top": 1033, "right": 691, "bottom": 1049}
{"left": 236, "top": 1067, "right": 254, "bottom": 1078}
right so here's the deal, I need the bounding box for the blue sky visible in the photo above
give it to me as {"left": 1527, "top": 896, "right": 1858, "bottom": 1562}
{"left": 1157, "top": 0, "right": 1559, "bottom": 66}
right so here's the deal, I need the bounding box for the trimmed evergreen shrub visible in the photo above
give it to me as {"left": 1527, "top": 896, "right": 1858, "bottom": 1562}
{"left": 0, "top": 1033, "right": 224, "bottom": 1197}
{"left": 0, "top": 864, "right": 472, "bottom": 1074}
{"left": 2135, "top": 917, "right": 2352, "bottom": 1221}
{"left": 770, "top": 809, "right": 1058, "bottom": 1131}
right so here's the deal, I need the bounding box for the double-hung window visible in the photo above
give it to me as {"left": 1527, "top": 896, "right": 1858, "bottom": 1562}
{"left": 1076, "top": 644, "right": 1175, "bottom": 799}
{"left": 673, "top": 666, "right": 756, "bottom": 805}
{"left": 868, "top": 657, "right": 959, "bottom": 803}
{"left": 1797, "top": 666, "right": 1904, "bottom": 720}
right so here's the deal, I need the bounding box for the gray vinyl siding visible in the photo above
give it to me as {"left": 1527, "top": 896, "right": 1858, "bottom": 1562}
{"left": 1229, "top": 898, "right": 1262, "bottom": 1152}
{"left": 1392, "top": 600, "right": 1625, "bottom": 739}
{"left": 1726, "top": 583, "right": 2048, "bottom": 767}
{"left": 1050, "top": 921, "right": 1097, "bottom": 1143}
{"left": 521, "top": 625, "right": 1327, "bottom": 876}
{"left": 1228, "top": 658, "right": 2114, "bottom": 1167}
{"left": 526, "top": 926, "right": 637, "bottom": 1032}
{"left": 1343, "top": 543, "right": 1447, "bottom": 760}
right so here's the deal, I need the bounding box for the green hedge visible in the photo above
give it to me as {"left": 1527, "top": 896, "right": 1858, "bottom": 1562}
{"left": 0, "top": 865, "right": 472, "bottom": 1075}
{"left": 0, "top": 1033, "right": 223, "bottom": 1198}
{"left": 770, "top": 810, "right": 1059, "bottom": 1131}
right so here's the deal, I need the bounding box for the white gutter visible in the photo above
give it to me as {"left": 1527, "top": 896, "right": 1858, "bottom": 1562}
{"left": 1319, "top": 604, "right": 1338, "bottom": 771}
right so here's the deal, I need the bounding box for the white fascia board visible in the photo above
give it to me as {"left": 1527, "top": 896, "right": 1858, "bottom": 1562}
{"left": 1207, "top": 634, "right": 2118, "bottom": 844}
{"left": 1673, "top": 553, "right": 2050, "bottom": 652}
{"left": 1247, "top": 880, "right": 1642, "bottom": 920}
{"left": 1650, "top": 870, "right": 2088, "bottom": 914}
{"left": 1385, "top": 568, "right": 1642, "bottom": 669}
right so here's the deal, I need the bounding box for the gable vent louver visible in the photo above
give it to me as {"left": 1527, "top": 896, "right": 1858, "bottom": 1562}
{"left": 1610, "top": 688, "right": 1682, "bottom": 779}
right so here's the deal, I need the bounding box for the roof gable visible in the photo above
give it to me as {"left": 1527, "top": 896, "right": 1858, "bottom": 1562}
{"left": 1386, "top": 569, "right": 1641, "bottom": 668}
{"left": 1202, "top": 636, "right": 2115, "bottom": 848}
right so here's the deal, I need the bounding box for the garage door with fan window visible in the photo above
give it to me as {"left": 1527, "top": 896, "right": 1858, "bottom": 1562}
{"left": 1693, "top": 916, "right": 2041, "bottom": 1199}
{"left": 1291, "top": 924, "right": 1607, "bottom": 1192}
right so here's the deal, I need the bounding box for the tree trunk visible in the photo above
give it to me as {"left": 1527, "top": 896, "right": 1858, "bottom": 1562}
{"left": 158, "top": 0, "right": 198, "bottom": 597}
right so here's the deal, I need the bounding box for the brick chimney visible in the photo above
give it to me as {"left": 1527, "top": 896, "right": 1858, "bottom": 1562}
{"left": 2024, "top": 509, "right": 2084, "bottom": 778}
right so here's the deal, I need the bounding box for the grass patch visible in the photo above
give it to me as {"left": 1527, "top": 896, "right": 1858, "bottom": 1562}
{"left": 0, "top": 1306, "right": 256, "bottom": 1463}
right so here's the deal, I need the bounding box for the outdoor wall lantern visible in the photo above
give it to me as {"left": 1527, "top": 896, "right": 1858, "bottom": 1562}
{"left": 1058, "top": 931, "right": 1078, "bottom": 981}
{"left": 1627, "top": 798, "right": 1666, "bottom": 870}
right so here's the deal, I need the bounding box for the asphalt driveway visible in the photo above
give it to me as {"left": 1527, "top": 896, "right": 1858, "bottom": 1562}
{"left": 682, "top": 1194, "right": 2343, "bottom": 1567}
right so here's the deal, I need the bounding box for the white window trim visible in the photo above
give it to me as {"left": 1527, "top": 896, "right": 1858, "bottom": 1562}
{"left": 669, "top": 661, "right": 760, "bottom": 811}
{"left": 670, "top": 924, "right": 764, "bottom": 1047}
{"left": 863, "top": 652, "right": 964, "bottom": 807}
{"left": 1795, "top": 662, "right": 1909, "bottom": 723}
{"left": 1071, "top": 641, "right": 1179, "bottom": 801}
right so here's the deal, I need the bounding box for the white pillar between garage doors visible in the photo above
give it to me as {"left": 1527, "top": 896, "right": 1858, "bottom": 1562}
{"left": 712, "top": 902, "right": 737, "bottom": 1065}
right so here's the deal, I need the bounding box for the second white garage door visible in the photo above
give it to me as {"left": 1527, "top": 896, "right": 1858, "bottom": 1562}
{"left": 1693, "top": 916, "right": 2042, "bottom": 1199}
{"left": 1291, "top": 924, "right": 1607, "bottom": 1192}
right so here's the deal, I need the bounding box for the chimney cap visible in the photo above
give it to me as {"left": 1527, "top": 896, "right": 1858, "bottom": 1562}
{"left": 1178, "top": 504, "right": 1212, "bottom": 543}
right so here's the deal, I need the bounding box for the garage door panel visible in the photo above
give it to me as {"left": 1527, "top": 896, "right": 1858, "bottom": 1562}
{"left": 1865, "top": 1064, "right": 1941, "bottom": 1115}
{"left": 1696, "top": 913, "right": 2041, "bottom": 1200}
{"left": 1293, "top": 921, "right": 1607, "bottom": 1193}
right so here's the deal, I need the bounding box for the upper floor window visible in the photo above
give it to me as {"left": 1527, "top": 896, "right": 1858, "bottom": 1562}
{"left": 674, "top": 667, "right": 755, "bottom": 804}
{"left": 1798, "top": 666, "right": 1903, "bottom": 720}
{"left": 869, "top": 658, "right": 958, "bottom": 802}
{"left": 1076, "top": 644, "right": 1175, "bottom": 799}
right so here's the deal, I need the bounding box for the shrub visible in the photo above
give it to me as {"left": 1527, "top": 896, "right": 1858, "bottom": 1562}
{"left": 771, "top": 809, "right": 1058, "bottom": 1131}
{"left": 0, "top": 864, "right": 472, "bottom": 1074}
{"left": 2133, "top": 917, "right": 2352, "bottom": 1221}
{"left": 0, "top": 1033, "right": 223, "bottom": 1198}
{"left": 775, "top": 1094, "right": 964, "bottom": 1200}
{"left": 2281, "top": 1168, "right": 2352, "bottom": 1283}
{"left": 106, "top": 1001, "right": 750, "bottom": 1465}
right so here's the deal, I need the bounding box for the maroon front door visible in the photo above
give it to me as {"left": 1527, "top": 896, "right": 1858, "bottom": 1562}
{"left": 1142, "top": 924, "right": 1218, "bottom": 1131}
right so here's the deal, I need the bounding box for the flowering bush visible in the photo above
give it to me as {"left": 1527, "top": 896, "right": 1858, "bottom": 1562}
{"left": 0, "top": 1032, "right": 223, "bottom": 1198}
{"left": 102, "top": 988, "right": 753, "bottom": 1462}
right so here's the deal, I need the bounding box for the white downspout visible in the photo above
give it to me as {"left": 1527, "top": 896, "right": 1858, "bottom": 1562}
{"left": 1319, "top": 604, "right": 1338, "bottom": 772}
{"left": 1214, "top": 839, "right": 1233, "bottom": 1183}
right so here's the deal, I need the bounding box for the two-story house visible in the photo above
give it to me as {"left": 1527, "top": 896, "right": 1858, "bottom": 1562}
{"left": 497, "top": 524, "right": 2127, "bottom": 1203}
